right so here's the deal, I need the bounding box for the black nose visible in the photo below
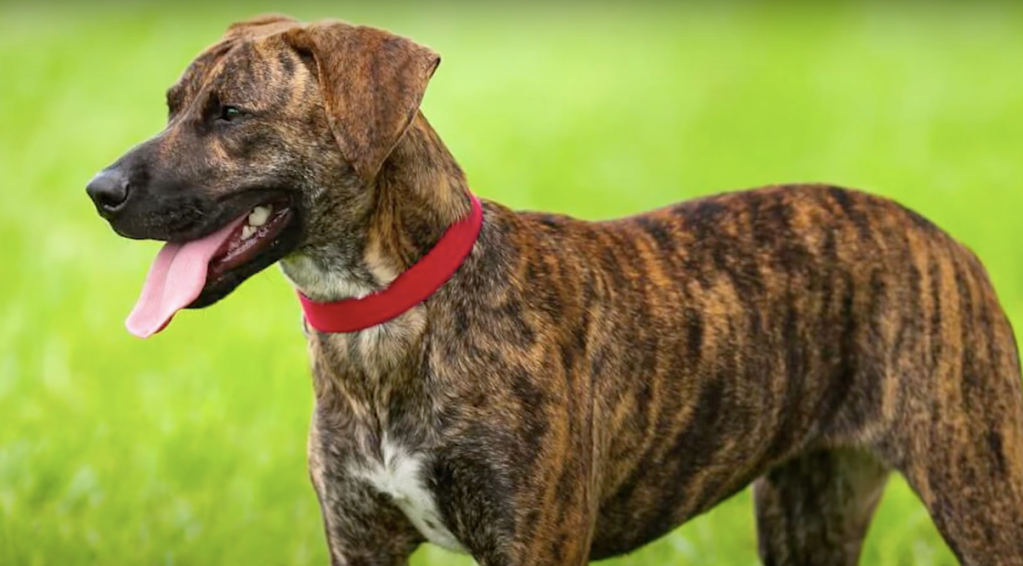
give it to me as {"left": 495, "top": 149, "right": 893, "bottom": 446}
{"left": 86, "top": 169, "right": 131, "bottom": 215}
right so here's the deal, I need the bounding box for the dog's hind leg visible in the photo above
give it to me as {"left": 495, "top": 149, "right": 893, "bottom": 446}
{"left": 896, "top": 374, "right": 1023, "bottom": 565}
{"left": 896, "top": 404, "right": 1023, "bottom": 566}
{"left": 886, "top": 264, "right": 1023, "bottom": 566}
{"left": 753, "top": 449, "right": 889, "bottom": 566}
{"left": 902, "top": 447, "right": 1023, "bottom": 566}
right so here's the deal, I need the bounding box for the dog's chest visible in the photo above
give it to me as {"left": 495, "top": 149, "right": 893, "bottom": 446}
{"left": 349, "top": 437, "right": 467, "bottom": 554}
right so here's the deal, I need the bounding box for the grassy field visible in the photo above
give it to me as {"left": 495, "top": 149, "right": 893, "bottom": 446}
{"left": 2, "top": 1, "right": 1022, "bottom": 564}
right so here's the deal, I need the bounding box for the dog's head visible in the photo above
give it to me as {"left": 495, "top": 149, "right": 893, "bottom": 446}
{"left": 85, "top": 14, "right": 440, "bottom": 336}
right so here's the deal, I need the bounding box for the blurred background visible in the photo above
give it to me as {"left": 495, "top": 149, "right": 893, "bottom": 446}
{"left": 2, "top": 1, "right": 1022, "bottom": 564}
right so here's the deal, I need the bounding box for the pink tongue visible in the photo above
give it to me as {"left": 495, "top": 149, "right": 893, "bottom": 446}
{"left": 126, "top": 216, "right": 247, "bottom": 338}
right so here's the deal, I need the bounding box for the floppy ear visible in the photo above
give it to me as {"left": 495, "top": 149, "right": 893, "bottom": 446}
{"left": 283, "top": 21, "right": 441, "bottom": 182}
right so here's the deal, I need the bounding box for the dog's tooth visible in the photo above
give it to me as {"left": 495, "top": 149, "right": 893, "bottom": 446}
{"left": 248, "top": 205, "right": 271, "bottom": 227}
{"left": 241, "top": 225, "right": 255, "bottom": 240}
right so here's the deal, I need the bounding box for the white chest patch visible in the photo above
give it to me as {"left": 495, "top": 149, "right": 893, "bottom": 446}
{"left": 349, "top": 438, "right": 467, "bottom": 554}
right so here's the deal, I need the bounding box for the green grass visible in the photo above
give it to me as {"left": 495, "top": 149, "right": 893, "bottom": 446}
{"left": 2, "top": 1, "right": 1022, "bottom": 564}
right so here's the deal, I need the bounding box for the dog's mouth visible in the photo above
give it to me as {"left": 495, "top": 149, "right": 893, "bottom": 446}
{"left": 205, "top": 198, "right": 294, "bottom": 286}
{"left": 125, "top": 194, "right": 300, "bottom": 338}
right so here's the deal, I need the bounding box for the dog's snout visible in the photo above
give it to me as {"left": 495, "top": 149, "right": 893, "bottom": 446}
{"left": 86, "top": 169, "right": 131, "bottom": 216}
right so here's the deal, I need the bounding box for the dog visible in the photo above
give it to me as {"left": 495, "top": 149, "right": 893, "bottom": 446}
{"left": 85, "top": 14, "right": 1023, "bottom": 566}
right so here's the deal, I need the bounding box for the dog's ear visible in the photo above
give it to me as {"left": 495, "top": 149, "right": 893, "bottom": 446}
{"left": 283, "top": 21, "right": 441, "bottom": 182}
{"left": 225, "top": 13, "right": 300, "bottom": 38}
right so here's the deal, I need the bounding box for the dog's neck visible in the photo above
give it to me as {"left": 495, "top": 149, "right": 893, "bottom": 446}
{"left": 280, "top": 112, "right": 472, "bottom": 303}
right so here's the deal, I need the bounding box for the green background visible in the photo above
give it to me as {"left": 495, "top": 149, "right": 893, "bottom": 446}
{"left": 2, "top": 2, "right": 1021, "bottom": 564}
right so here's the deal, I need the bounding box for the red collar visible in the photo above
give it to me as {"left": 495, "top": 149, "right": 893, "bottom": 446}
{"left": 297, "top": 194, "right": 483, "bottom": 333}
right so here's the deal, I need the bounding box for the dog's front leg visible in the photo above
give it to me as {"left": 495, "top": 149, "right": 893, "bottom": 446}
{"left": 308, "top": 425, "right": 423, "bottom": 566}
{"left": 309, "top": 468, "right": 423, "bottom": 566}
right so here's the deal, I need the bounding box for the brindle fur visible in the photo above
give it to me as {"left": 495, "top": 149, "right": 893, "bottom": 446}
{"left": 88, "top": 14, "right": 1023, "bottom": 566}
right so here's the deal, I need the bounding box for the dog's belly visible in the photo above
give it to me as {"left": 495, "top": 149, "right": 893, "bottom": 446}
{"left": 348, "top": 437, "right": 468, "bottom": 554}
{"left": 589, "top": 451, "right": 766, "bottom": 560}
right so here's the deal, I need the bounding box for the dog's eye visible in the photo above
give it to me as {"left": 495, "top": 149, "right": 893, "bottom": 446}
{"left": 219, "top": 106, "right": 244, "bottom": 122}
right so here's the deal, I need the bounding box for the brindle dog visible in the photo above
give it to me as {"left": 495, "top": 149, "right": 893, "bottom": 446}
{"left": 85, "top": 14, "right": 1023, "bottom": 566}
